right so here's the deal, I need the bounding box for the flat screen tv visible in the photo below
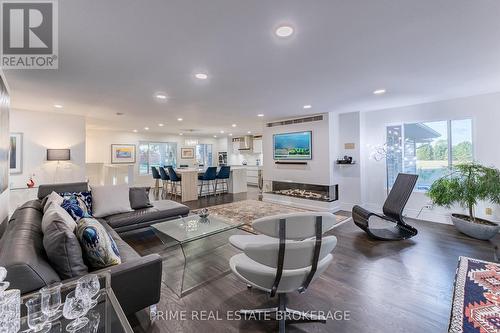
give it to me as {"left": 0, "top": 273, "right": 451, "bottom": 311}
{"left": 273, "top": 131, "right": 312, "bottom": 160}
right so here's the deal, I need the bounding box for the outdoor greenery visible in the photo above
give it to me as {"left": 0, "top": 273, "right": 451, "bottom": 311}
{"left": 427, "top": 163, "right": 500, "bottom": 222}
{"left": 416, "top": 140, "right": 473, "bottom": 161}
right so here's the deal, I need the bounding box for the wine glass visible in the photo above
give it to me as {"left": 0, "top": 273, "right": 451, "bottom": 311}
{"left": 25, "top": 294, "right": 52, "bottom": 333}
{"left": 40, "top": 282, "right": 63, "bottom": 321}
{"left": 62, "top": 291, "right": 90, "bottom": 332}
{"left": 75, "top": 275, "right": 100, "bottom": 308}
{"left": 0, "top": 266, "right": 9, "bottom": 297}
{"left": 0, "top": 289, "right": 21, "bottom": 333}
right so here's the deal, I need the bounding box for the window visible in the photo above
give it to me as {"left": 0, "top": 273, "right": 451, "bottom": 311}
{"left": 138, "top": 142, "right": 177, "bottom": 175}
{"left": 195, "top": 144, "right": 213, "bottom": 167}
{"left": 386, "top": 119, "right": 473, "bottom": 191}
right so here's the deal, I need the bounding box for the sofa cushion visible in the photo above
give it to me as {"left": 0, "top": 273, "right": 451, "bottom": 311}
{"left": 100, "top": 222, "right": 140, "bottom": 263}
{"left": 43, "top": 218, "right": 88, "bottom": 279}
{"left": 104, "top": 200, "right": 190, "bottom": 229}
{"left": 91, "top": 184, "right": 133, "bottom": 218}
{"left": 60, "top": 192, "right": 93, "bottom": 221}
{"left": 42, "top": 203, "right": 77, "bottom": 234}
{"left": 41, "top": 191, "right": 64, "bottom": 213}
{"left": 129, "top": 187, "right": 153, "bottom": 210}
{"left": 76, "top": 218, "right": 122, "bottom": 269}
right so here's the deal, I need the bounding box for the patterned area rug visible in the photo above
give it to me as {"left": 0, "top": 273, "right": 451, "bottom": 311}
{"left": 449, "top": 257, "right": 500, "bottom": 333}
{"left": 192, "top": 199, "right": 350, "bottom": 233}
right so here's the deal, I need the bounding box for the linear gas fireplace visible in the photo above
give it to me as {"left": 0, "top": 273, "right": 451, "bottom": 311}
{"left": 268, "top": 181, "right": 338, "bottom": 202}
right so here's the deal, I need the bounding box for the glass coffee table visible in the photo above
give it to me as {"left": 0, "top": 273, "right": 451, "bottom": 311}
{"left": 151, "top": 214, "right": 247, "bottom": 297}
{"left": 19, "top": 272, "right": 133, "bottom": 333}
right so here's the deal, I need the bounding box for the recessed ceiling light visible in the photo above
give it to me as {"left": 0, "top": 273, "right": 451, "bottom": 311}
{"left": 177, "top": 118, "right": 183, "bottom": 122}
{"left": 144, "top": 127, "right": 149, "bottom": 130}
{"left": 179, "top": 133, "right": 183, "bottom": 136}
{"left": 155, "top": 93, "right": 168, "bottom": 100}
{"left": 132, "top": 129, "right": 138, "bottom": 133}
{"left": 232, "top": 124, "right": 237, "bottom": 127}
{"left": 213, "top": 135, "right": 217, "bottom": 138}
{"left": 247, "top": 131, "right": 252, "bottom": 134}
{"left": 54, "top": 104, "right": 63, "bottom": 109}
{"left": 257, "top": 114, "right": 264, "bottom": 117}
{"left": 373, "top": 89, "right": 387, "bottom": 95}
{"left": 229, "top": 133, "right": 233, "bottom": 136}
{"left": 220, "top": 130, "right": 224, "bottom": 134}
{"left": 275, "top": 25, "right": 294, "bottom": 38}
{"left": 158, "top": 123, "right": 164, "bottom": 127}
{"left": 195, "top": 73, "right": 208, "bottom": 80}
{"left": 303, "top": 105, "right": 312, "bottom": 109}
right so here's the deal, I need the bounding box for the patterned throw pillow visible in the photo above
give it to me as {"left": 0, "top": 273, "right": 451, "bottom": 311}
{"left": 76, "top": 218, "right": 121, "bottom": 269}
{"left": 59, "top": 191, "right": 92, "bottom": 221}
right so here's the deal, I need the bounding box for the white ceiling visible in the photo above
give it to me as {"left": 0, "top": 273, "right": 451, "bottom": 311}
{"left": 5, "top": 0, "right": 500, "bottom": 136}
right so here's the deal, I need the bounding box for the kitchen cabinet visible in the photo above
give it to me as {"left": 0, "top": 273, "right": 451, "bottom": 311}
{"left": 253, "top": 138, "right": 263, "bottom": 154}
{"left": 246, "top": 166, "right": 261, "bottom": 185}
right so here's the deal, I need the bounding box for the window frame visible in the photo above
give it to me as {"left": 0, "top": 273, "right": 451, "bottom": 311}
{"left": 385, "top": 117, "right": 475, "bottom": 192}
{"left": 138, "top": 141, "right": 178, "bottom": 175}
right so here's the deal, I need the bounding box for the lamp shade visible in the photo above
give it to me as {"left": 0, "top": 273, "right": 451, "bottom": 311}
{"left": 47, "top": 149, "right": 71, "bottom": 161}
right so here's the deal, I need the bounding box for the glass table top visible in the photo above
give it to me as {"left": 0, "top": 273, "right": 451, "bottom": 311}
{"left": 151, "top": 214, "right": 244, "bottom": 245}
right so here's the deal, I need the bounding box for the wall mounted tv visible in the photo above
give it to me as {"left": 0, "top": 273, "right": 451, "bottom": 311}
{"left": 273, "top": 131, "right": 312, "bottom": 160}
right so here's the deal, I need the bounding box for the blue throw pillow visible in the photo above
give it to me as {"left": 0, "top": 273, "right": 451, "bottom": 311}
{"left": 76, "top": 218, "right": 121, "bottom": 269}
{"left": 59, "top": 191, "right": 92, "bottom": 221}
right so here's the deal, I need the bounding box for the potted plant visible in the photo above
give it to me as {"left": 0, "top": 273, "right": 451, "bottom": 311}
{"left": 427, "top": 163, "right": 500, "bottom": 240}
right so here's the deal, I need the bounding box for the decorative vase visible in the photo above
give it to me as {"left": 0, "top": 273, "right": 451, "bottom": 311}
{"left": 451, "top": 214, "right": 500, "bottom": 240}
{"left": 27, "top": 176, "right": 35, "bottom": 188}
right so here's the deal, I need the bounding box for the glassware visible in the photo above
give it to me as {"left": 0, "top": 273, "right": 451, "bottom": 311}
{"left": 0, "top": 289, "right": 21, "bottom": 333}
{"left": 26, "top": 294, "right": 51, "bottom": 333}
{"left": 0, "top": 266, "right": 9, "bottom": 297}
{"left": 75, "top": 275, "right": 100, "bottom": 308}
{"left": 81, "top": 310, "right": 100, "bottom": 333}
{"left": 62, "top": 290, "right": 90, "bottom": 332}
{"left": 40, "top": 282, "right": 63, "bottom": 321}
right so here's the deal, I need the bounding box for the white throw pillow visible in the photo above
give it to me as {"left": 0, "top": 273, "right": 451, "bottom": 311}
{"left": 42, "top": 203, "right": 77, "bottom": 234}
{"left": 91, "top": 184, "right": 133, "bottom": 218}
{"left": 43, "top": 191, "right": 64, "bottom": 213}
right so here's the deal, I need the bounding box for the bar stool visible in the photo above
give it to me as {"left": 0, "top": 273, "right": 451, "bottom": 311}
{"left": 198, "top": 167, "right": 217, "bottom": 197}
{"left": 166, "top": 166, "right": 182, "bottom": 199}
{"left": 158, "top": 167, "right": 170, "bottom": 199}
{"left": 151, "top": 167, "right": 161, "bottom": 197}
{"left": 215, "top": 166, "right": 231, "bottom": 195}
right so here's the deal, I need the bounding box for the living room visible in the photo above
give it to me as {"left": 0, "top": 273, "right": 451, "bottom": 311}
{"left": 1, "top": 1, "right": 500, "bottom": 333}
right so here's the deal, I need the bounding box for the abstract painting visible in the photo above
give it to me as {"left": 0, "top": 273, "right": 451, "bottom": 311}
{"left": 9, "top": 133, "right": 22, "bottom": 174}
{"left": 111, "top": 144, "right": 136, "bottom": 164}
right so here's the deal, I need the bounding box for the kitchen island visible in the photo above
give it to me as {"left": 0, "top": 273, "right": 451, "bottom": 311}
{"left": 174, "top": 167, "right": 247, "bottom": 202}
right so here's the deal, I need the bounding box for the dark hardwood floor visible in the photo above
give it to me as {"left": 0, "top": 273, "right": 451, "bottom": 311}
{"left": 126, "top": 187, "right": 500, "bottom": 333}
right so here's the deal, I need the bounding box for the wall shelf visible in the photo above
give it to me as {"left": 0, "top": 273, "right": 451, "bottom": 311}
{"left": 275, "top": 161, "right": 308, "bottom": 165}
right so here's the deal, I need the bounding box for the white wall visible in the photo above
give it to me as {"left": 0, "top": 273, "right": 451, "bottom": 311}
{"left": 86, "top": 129, "right": 220, "bottom": 186}
{"left": 359, "top": 92, "right": 500, "bottom": 223}
{"left": 9, "top": 110, "right": 87, "bottom": 188}
{"left": 262, "top": 113, "right": 336, "bottom": 186}
{"left": 0, "top": 71, "right": 9, "bottom": 227}
{"left": 336, "top": 112, "right": 362, "bottom": 210}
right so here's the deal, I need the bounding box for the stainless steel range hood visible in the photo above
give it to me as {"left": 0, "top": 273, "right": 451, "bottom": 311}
{"left": 238, "top": 135, "right": 253, "bottom": 150}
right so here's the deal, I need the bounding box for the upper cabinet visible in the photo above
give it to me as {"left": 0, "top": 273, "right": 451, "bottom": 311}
{"left": 253, "top": 138, "right": 263, "bottom": 154}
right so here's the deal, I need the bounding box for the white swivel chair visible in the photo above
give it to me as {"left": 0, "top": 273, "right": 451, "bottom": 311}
{"left": 229, "top": 212, "right": 338, "bottom": 332}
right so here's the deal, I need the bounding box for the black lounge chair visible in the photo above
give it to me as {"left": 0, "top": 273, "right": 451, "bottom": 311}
{"left": 352, "top": 173, "right": 418, "bottom": 240}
